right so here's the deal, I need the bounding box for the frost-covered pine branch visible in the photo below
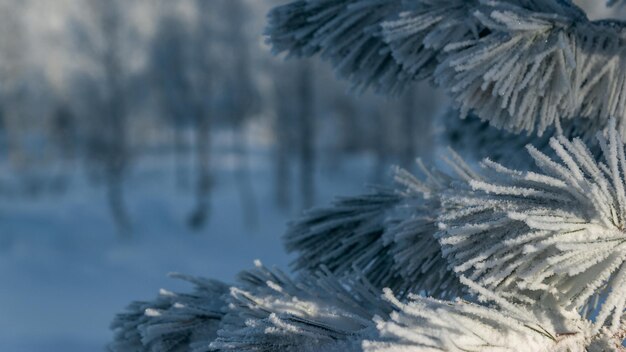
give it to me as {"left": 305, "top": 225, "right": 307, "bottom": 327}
{"left": 268, "top": 0, "right": 626, "bottom": 137}
{"left": 209, "top": 262, "right": 391, "bottom": 352}
{"left": 214, "top": 270, "right": 625, "bottom": 351}
{"left": 110, "top": 261, "right": 393, "bottom": 352}
{"left": 380, "top": 0, "right": 482, "bottom": 84}
{"left": 364, "top": 277, "right": 618, "bottom": 352}
{"left": 110, "top": 275, "right": 229, "bottom": 352}
{"left": 284, "top": 163, "right": 472, "bottom": 298}
{"left": 107, "top": 2, "right": 626, "bottom": 347}
{"left": 111, "top": 122, "right": 626, "bottom": 350}
{"left": 284, "top": 186, "right": 404, "bottom": 291}
{"left": 266, "top": 0, "right": 409, "bottom": 93}
{"left": 433, "top": 1, "right": 626, "bottom": 136}
{"left": 439, "top": 119, "right": 626, "bottom": 334}
{"left": 111, "top": 263, "right": 626, "bottom": 351}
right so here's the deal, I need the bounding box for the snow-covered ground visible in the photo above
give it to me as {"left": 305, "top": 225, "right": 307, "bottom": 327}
{"left": 0, "top": 145, "right": 376, "bottom": 351}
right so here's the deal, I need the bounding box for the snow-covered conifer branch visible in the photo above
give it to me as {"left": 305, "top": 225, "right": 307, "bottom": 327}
{"left": 267, "top": 0, "right": 626, "bottom": 137}
{"left": 381, "top": 165, "right": 467, "bottom": 298}
{"left": 109, "top": 275, "right": 229, "bottom": 352}
{"left": 266, "top": 0, "right": 409, "bottom": 93}
{"left": 110, "top": 121, "right": 626, "bottom": 349}
{"left": 363, "top": 277, "right": 600, "bottom": 352}
{"left": 284, "top": 187, "right": 405, "bottom": 290}
{"left": 439, "top": 119, "right": 626, "bottom": 333}
{"left": 209, "top": 262, "right": 391, "bottom": 351}
{"left": 109, "top": 261, "right": 392, "bottom": 352}
{"left": 434, "top": 1, "right": 626, "bottom": 136}
{"left": 110, "top": 263, "right": 626, "bottom": 351}
{"left": 380, "top": 0, "right": 481, "bottom": 83}
{"left": 211, "top": 270, "right": 616, "bottom": 351}
{"left": 284, "top": 167, "right": 466, "bottom": 297}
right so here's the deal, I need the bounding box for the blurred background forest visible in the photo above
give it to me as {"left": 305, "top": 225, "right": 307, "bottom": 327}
{"left": 0, "top": 0, "right": 620, "bottom": 350}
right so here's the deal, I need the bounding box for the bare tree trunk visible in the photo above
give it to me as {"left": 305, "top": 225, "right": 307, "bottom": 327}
{"left": 188, "top": 104, "right": 211, "bottom": 230}
{"left": 186, "top": 0, "right": 216, "bottom": 230}
{"left": 104, "top": 89, "right": 131, "bottom": 235}
{"left": 224, "top": 0, "right": 258, "bottom": 225}
{"left": 98, "top": 0, "right": 131, "bottom": 236}
{"left": 273, "top": 92, "right": 291, "bottom": 211}
{"left": 234, "top": 128, "right": 258, "bottom": 227}
{"left": 173, "top": 125, "right": 189, "bottom": 190}
{"left": 108, "top": 170, "right": 131, "bottom": 236}
{"left": 298, "top": 62, "right": 315, "bottom": 210}
{"left": 102, "top": 104, "right": 131, "bottom": 236}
